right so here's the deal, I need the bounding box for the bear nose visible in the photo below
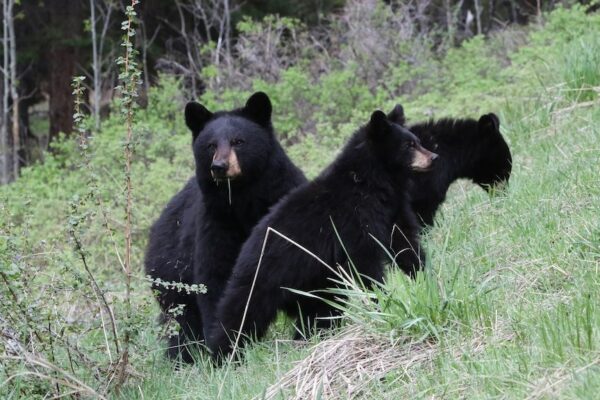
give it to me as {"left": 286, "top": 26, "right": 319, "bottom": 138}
{"left": 211, "top": 160, "right": 229, "bottom": 174}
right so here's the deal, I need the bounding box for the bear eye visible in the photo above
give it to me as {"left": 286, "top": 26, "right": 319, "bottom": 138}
{"left": 406, "top": 141, "right": 415, "bottom": 148}
{"left": 231, "top": 139, "right": 244, "bottom": 146}
{"left": 206, "top": 143, "right": 216, "bottom": 151}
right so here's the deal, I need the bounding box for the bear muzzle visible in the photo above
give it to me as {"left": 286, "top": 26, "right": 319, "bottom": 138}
{"left": 411, "top": 146, "right": 438, "bottom": 172}
{"left": 211, "top": 159, "right": 229, "bottom": 179}
{"left": 211, "top": 149, "right": 242, "bottom": 180}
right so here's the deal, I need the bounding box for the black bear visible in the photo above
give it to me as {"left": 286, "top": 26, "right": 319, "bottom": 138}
{"left": 206, "top": 110, "right": 437, "bottom": 360}
{"left": 388, "top": 106, "right": 512, "bottom": 227}
{"left": 144, "top": 92, "right": 306, "bottom": 362}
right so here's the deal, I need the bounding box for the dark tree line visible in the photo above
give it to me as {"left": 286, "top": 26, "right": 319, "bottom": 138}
{"left": 0, "top": 0, "right": 593, "bottom": 184}
{"left": 0, "top": 0, "right": 344, "bottom": 183}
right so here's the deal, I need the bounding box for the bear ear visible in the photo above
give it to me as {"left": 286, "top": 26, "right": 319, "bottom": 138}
{"left": 387, "top": 104, "right": 406, "bottom": 126}
{"left": 478, "top": 113, "right": 500, "bottom": 134}
{"left": 243, "top": 92, "right": 272, "bottom": 127}
{"left": 185, "top": 102, "right": 213, "bottom": 140}
{"left": 367, "top": 110, "right": 391, "bottom": 139}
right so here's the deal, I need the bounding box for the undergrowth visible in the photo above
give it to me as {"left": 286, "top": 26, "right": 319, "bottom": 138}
{"left": 1, "top": 4, "right": 599, "bottom": 399}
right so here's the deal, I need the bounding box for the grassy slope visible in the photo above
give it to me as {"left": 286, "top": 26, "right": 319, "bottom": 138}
{"left": 129, "top": 84, "right": 600, "bottom": 400}
{"left": 2, "top": 6, "right": 599, "bottom": 400}
{"left": 123, "top": 11, "right": 600, "bottom": 400}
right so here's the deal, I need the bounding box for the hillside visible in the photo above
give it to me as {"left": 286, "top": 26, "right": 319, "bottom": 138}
{"left": 1, "top": 5, "right": 599, "bottom": 399}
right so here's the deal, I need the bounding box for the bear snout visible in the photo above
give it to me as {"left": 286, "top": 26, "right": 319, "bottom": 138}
{"left": 210, "top": 149, "right": 242, "bottom": 180}
{"left": 211, "top": 159, "right": 229, "bottom": 178}
{"left": 411, "top": 146, "right": 438, "bottom": 172}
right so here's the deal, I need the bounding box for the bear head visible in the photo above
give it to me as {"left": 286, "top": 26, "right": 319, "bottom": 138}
{"left": 185, "top": 92, "right": 274, "bottom": 185}
{"left": 367, "top": 110, "right": 438, "bottom": 173}
{"left": 387, "top": 105, "right": 512, "bottom": 192}
{"left": 471, "top": 113, "right": 512, "bottom": 191}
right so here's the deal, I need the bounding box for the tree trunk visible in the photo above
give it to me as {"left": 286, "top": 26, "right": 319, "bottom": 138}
{"left": 47, "top": 0, "right": 82, "bottom": 142}
{"left": 474, "top": 0, "right": 483, "bottom": 35}
{"left": 48, "top": 48, "right": 76, "bottom": 141}
{"left": 90, "top": 0, "right": 101, "bottom": 131}
{"left": 1, "top": 0, "right": 9, "bottom": 184}
{"left": 487, "top": 0, "right": 496, "bottom": 33}
{"left": 445, "top": 0, "right": 455, "bottom": 45}
{"left": 8, "top": 0, "right": 19, "bottom": 179}
{"left": 1, "top": 0, "right": 17, "bottom": 183}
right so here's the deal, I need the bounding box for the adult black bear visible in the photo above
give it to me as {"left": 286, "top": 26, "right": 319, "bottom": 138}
{"left": 144, "top": 92, "right": 306, "bottom": 362}
{"left": 206, "top": 110, "right": 437, "bottom": 360}
{"left": 388, "top": 106, "right": 512, "bottom": 227}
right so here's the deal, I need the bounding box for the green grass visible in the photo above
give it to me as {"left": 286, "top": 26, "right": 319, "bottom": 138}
{"left": 2, "top": 5, "right": 600, "bottom": 399}
{"left": 137, "top": 62, "right": 600, "bottom": 398}
{"left": 122, "top": 96, "right": 600, "bottom": 399}
{"left": 562, "top": 33, "right": 600, "bottom": 102}
{"left": 373, "top": 104, "right": 600, "bottom": 399}
{"left": 132, "top": 53, "right": 600, "bottom": 399}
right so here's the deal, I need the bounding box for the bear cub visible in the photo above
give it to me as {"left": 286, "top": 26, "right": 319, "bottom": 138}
{"left": 388, "top": 106, "right": 512, "bottom": 226}
{"left": 145, "top": 93, "right": 306, "bottom": 362}
{"left": 206, "top": 110, "right": 437, "bottom": 360}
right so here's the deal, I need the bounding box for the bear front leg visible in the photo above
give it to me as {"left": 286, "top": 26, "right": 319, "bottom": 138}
{"left": 207, "top": 279, "right": 281, "bottom": 362}
{"left": 153, "top": 274, "right": 204, "bottom": 362}
{"left": 164, "top": 300, "right": 204, "bottom": 363}
{"left": 195, "top": 270, "right": 233, "bottom": 341}
{"left": 193, "top": 225, "right": 243, "bottom": 342}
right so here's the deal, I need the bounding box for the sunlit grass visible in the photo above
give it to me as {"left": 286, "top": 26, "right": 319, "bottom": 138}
{"left": 2, "top": 7, "right": 600, "bottom": 400}
{"left": 562, "top": 34, "right": 600, "bottom": 102}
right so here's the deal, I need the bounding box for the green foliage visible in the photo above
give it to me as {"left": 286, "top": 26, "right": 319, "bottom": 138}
{"left": 440, "top": 36, "right": 503, "bottom": 95}
{"left": 509, "top": 4, "right": 600, "bottom": 97}
{"left": 236, "top": 0, "right": 343, "bottom": 26}
{"left": 0, "top": 76, "right": 190, "bottom": 397}
{"left": 316, "top": 67, "right": 382, "bottom": 125}
{"left": 562, "top": 33, "right": 600, "bottom": 102}
{"left": 253, "top": 67, "right": 316, "bottom": 138}
{"left": 2, "top": 5, "right": 600, "bottom": 399}
{"left": 236, "top": 15, "right": 303, "bottom": 36}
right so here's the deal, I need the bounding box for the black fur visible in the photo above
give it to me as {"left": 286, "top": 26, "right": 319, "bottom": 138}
{"left": 388, "top": 106, "right": 512, "bottom": 226}
{"left": 144, "top": 92, "right": 306, "bottom": 362}
{"left": 206, "top": 110, "right": 436, "bottom": 360}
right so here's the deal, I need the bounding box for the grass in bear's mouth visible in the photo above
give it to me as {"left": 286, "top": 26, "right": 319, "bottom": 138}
{"left": 227, "top": 178, "right": 232, "bottom": 205}
{"left": 211, "top": 177, "right": 234, "bottom": 205}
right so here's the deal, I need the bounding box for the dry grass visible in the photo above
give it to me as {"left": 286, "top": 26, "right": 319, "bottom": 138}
{"left": 525, "top": 358, "right": 600, "bottom": 400}
{"left": 262, "top": 318, "right": 515, "bottom": 400}
{"left": 261, "top": 325, "right": 437, "bottom": 400}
